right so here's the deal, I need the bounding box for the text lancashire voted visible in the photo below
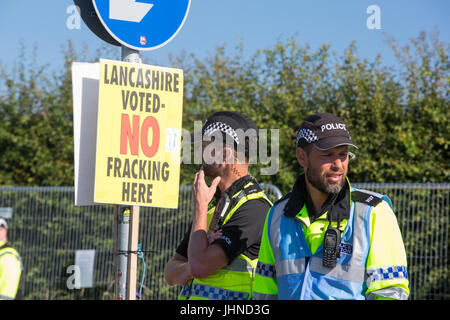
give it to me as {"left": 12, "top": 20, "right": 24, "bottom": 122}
{"left": 103, "top": 63, "right": 180, "bottom": 93}
{"left": 94, "top": 60, "right": 183, "bottom": 208}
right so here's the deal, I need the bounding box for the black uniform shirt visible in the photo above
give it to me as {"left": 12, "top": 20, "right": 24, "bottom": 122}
{"left": 176, "top": 176, "right": 271, "bottom": 263}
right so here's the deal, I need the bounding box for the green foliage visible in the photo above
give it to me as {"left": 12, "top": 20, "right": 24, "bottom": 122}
{"left": 0, "top": 43, "right": 75, "bottom": 185}
{"left": 0, "top": 42, "right": 120, "bottom": 186}
{"left": 175, "top": 31, "right": 449, "bottom": 193}
{"left": 1, "top": 32, "right": 448, "bottom": 190}
{"left": 1, "top": 31, "right": 448, "bottom": 300}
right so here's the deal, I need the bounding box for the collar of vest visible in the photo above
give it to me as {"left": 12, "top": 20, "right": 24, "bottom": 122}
{"left": 211, "top": 174, "right": 257, "bottom": 205}
{"left": 210, "top": 174, "right": 266, "bottom": 231}
{"left": 0, "top": 241, "right": 12, "bottom": 250}
{"left": 283, "top": 175, "right": 351, "bottom": 223}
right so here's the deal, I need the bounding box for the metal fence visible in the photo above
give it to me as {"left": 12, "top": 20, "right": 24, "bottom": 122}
{"left": 0, "top": 183, "right": 448, "bottom": 300}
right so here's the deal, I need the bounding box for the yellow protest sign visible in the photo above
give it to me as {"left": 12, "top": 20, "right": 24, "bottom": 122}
{"left": 94, "top": 59, "right": 183, "bottom": 208}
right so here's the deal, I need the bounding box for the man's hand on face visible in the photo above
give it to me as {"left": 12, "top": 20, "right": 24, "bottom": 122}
{"left": 192, "top": 168, "right": 221, "bottom": 216}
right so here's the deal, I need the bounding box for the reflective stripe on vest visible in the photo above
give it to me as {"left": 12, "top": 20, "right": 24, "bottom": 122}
{"left": 366, "top": 286, "right": 409, "bottom": 300}
{"left": 178, "top": 239, "right": 257, "bottom": 300}
{"left": 252, "top": 292, "right": 278, "bottom": 300}
{"left": 0, "top": 251, "right": 21, "bottom": 262}
{"left": 178, "top": 258, "right": 256, "bottom": 300}
{"left": 178, "top": 183, "right": 272, "bottom": 300}
{"left": 189, "top": 283, "right": 249, "bottom": 300}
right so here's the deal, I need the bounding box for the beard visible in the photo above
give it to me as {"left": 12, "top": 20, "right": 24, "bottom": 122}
{"left": 305, "top": 166, "right": 346, "bottom": 195}
{"left": 202, "top": 163, "right": 222, "bottom": 178}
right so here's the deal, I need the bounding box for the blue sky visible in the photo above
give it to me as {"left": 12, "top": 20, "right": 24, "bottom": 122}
{"left": 0, "top": 1, "right": 448, "bottom": 72}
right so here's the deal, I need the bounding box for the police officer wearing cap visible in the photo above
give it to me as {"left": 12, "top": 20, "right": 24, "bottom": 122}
{"left": 253, "top": 112, "right": 409, "bottom": 300}
{"left": 0, "top": 218, "right": 22, "bottom": 300}
{"left": 164, "top": 111, "right": 273, "bottom": 300}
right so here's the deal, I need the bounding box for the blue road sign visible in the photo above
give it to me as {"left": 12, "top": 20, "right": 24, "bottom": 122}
{"left": 92, "top": 0, "right": 191, "bottom": 51}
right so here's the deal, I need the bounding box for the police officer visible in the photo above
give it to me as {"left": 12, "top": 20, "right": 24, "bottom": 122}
{"left": 253, "top": 112, "right": 409, "bottom": 300}
{"left": 0, "top": 218, "right": 22, "bottom": 300}
{"left": 164, "top": 111, "right": 272, "bottom": 300}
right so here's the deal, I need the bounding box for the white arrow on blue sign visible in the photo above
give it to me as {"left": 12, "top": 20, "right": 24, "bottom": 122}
{"left": 92, "top": 0, "right": 191, "bottom": 51}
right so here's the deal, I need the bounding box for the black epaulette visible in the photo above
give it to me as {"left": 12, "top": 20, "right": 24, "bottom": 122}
{"left": 351, "top": 190, "right": 383, "bottom": 207}
{"left": 243, "top": 183, "right": 263, "bottom": 195}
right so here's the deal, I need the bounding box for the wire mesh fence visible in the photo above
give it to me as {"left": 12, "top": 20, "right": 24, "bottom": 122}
{"left": 0, "top": 183, "right": 448, "bottom": 300}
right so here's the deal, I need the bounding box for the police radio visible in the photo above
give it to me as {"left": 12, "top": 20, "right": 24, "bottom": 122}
{"left": 322, "top": 225, "right": 341, "bottom": 268}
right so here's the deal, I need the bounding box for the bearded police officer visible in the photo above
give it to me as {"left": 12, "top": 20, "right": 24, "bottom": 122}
{"left": 164, "top": 111, "right": 272, "bottom": 300}
{"left": 0, "top": 218, "right": 22, "bottom": 300}
{"left": 253, "top": 112, "right": 409, "bottom": 300}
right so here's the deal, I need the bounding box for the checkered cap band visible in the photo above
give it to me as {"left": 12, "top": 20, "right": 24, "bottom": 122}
{"left": 203, "top": 121, "right": 240, "bottom": 144}
{"left": 296, "top": 128, "right": 318, "bottom": 146}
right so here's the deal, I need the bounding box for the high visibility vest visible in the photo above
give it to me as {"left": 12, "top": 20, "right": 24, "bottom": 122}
{"left": 178, "top": 181, "right": 272, "bottom": 300}
{"left": 0, "top": 242, "right": 23, "bottom": 300}
{"left": 253, "top": 188, "right": 409, "bottom": 300}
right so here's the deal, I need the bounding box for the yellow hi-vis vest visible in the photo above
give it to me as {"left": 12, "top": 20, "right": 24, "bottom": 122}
{"left": 253, "top": 187, "right": 409, "bottom": 300}
{"left": 0, "top": 241, "right": 22, "bottom": 300}
{"left": 178, "top": 181, "right": 272, "bottom": 300}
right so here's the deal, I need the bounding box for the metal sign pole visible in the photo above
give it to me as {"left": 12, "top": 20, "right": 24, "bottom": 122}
{"left": 115, "top": 205, "right": 131, "bottom": 300}
{"left": 121, "top": 46, "right": 142, "bottom": 64}
{"left": 114, "top": 46, "right": 141, "bottom": 300}
{"left": 114, "top": 204, "right": 140, "bottom": 300}
{"left": 126, "top": 205, "right": 140, "bottom": 300}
